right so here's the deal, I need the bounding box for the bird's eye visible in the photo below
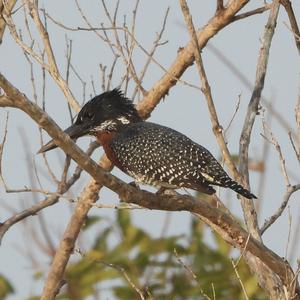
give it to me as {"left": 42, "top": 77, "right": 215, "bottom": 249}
{"left": 79, "top": 111, "right": 92, "bottom": 121}
{"left": 75, "top": 109, "right": 94, "bottom": 125}
{"left": 86, "top": 111, "right": 93, "bottom": 118}
{"left": 83, "top": 112, "right": 94, "bottom": 122}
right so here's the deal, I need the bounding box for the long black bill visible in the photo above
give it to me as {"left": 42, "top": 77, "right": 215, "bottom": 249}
{"left": 37, "top": 123, "right": 88, "bottom": 154}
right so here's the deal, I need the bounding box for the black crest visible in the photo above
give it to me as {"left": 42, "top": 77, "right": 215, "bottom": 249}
{"left": 75, "top": 88, "right": 142, "bottom": 130}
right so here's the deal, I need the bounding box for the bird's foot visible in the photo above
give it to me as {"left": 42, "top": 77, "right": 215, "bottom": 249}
{"left": 128, "top": 181, "right": 141, "bottom": 190}
{"left": 156, "top": 187, "right": 177, "bottom": 196}
{"left": 119, "top": 181, "right": 141, "bottom": 203}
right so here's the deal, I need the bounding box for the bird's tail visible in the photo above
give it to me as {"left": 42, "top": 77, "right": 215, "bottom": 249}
{"left": 225, "top": 179, "right": 257, "bottom": 199}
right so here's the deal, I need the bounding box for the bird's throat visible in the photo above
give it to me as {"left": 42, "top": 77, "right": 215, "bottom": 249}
{"left": 96, "top": 131, "right": 121, "bottom": 168}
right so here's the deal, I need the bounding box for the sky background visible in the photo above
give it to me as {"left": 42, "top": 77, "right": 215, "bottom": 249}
{"left": 0, "top": 1, "right": 300, "bottom": 298}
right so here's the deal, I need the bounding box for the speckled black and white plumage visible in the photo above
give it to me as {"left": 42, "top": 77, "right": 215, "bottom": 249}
{"left": 110, "top": 122, "right": 256, "bottom": 199}
{"left": 38, "top": 88, "right": 257, "bottom": 199}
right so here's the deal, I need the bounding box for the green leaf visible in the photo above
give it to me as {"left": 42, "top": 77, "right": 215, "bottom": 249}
{"left": 83, "top": 215, "right": 102, "bottom": 231}
{"left": 0, "top": 274, "right": 14, "bottom": 298}
{"left": 116, "top": 209, "right": 132, "bottom": 236}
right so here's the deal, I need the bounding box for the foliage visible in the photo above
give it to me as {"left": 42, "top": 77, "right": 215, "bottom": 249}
{"left": 28, "top": 210, "right": 267, "bottom": 300}
{"left": 0, "top": 274, "right": 14, "bottom": 299}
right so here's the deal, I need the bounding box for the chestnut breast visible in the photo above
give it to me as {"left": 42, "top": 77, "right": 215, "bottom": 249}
{"left": 96, "top": 131, "right": 123, "bottom": 169}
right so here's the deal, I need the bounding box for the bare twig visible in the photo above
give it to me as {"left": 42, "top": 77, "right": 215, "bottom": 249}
{"left": 260, "top": 184, "right": 300, "bottom": 235}
{"left": 174, "top": 248, "right": 212, "bottom": 300}
{"left": 0, "top": 0, "right": 17, "bottom": 43}
{"left": 216, "top": 0, "right": 223, "bottom": 13}
{"left": 224, "top": 94, "right": 241, "bottom": 137}
{"left": 237, "top": 3, "right": 283, "bottom": 297}
{"left": 106, "top": 55, "right": 119, "bottom": 91}
{"left": 0, "top": 111, "right": 9, "bottom": 187}
{"left": 132, "top": 7, "right": 170, "bottom": 100}
{"left": 280, "top": 0, "right": 300, "bottom": 55}
{"left": 233, "top": 4, "right": 271, "bottom": 21}
{"left": 296, "top": 80, "right": 300, "bottom": 162}
{"left": 173, "top": 248, "right": 197, "bottom": 281}
{"left": 258, "top": 120, "right": 300, "bottom": 234}
{"left": 0, "top": 192, "right": 61, "bottom": 243}
{"left": 285, "top": 208, "right": 292, "bottom": 260}
{"left": 2, "top": 1, "right": 81, "bottom": 112}
{"left": 0, "top": 139, "right": 99, "bottom": 243}
{"left": 256, "top": 108, "right": 273, "bottom": 214}
{"left": 288, "top": 209, "right": 300, "bottom": 261}
{"left": 46, "top": 22, "right": 200, "bottom": 92}
{"left": 235, "top": 233, "right": 251, "bottom": 267}
{"left": 262, "top": 124, "right": 290, "bottom": 186}
{"left": 95, "top": 259, "right": 146, "bottom": 300}
{"left": 231, "top": 259, "right": 249, "bottom": 300}
{"left": 289, "top": 131, "right": 300, "bottom": 164}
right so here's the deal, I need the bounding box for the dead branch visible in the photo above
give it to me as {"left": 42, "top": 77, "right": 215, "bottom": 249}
{"left": 237, "top": 2, "right": 284, "bottom": 298}
{"left": 233, "top": 4, "right": 271, "bottom": 21}
{"left": 0, "top": 0, "right": 17, "bottom": 43}
{"left": 261, "top": 183, "right": 300, "bottom": 235}
{"left": 95, "top": 259, "right": 146, "bottom": 300}
{"left": 280, "top": 0, "right": 300, "bottom": 55}
{"left": 216, "top": 0, "right": 224, "bottom": 13}
{"left": 239, "top": 0, "right": 280, "bottom": 238}
{"left": 0, "top": 111, "right": 9, "bottom": 188}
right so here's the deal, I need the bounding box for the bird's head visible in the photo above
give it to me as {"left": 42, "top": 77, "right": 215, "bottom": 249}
{"left": 38, "top": 88, "right": 142, "bottom": 153}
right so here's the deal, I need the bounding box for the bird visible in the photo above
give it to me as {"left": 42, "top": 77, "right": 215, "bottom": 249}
{"left": 38, "top": 88, "right": 257, "bottom": 199}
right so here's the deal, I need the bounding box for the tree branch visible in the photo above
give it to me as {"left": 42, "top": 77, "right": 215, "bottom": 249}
{"left": 0, "top": 0, "right": 16, "bottom": 43}
{"left": 237, "top": 2, "right": 289, "bottom": 298}
{"left": 233, "top": 4, "right": 271, "bottom": 21}
{"left": 239, "top": 0, "right": 280, "bottom": 239}
{"left": 260, "top": 184, "right": 300, "bottom": 234}
{"left": 280, "top": 0, "right": 300, "bottom": 55}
